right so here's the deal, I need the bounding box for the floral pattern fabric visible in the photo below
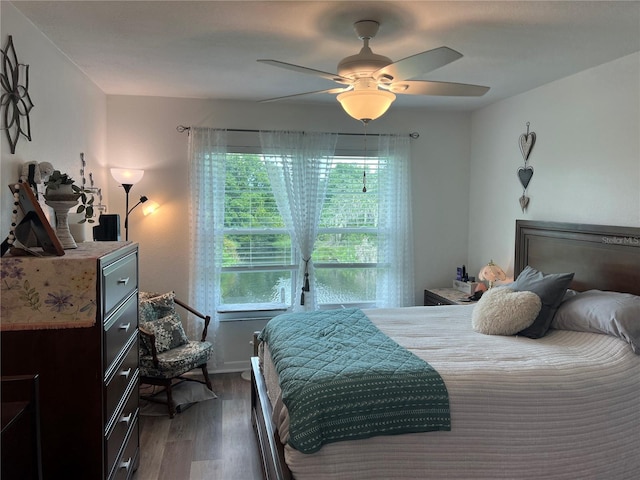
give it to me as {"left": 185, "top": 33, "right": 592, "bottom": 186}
{"left": 139, "top": 341, "right": 213, "bottom": 379}
{"left": 140, "top": 312, "right": 189, "bottom": 354}
{"left": 139, "top": 291, "right": 176, "bottom": 323}
{"left": 1, "top": 242, "right": 130, "bottom": 330}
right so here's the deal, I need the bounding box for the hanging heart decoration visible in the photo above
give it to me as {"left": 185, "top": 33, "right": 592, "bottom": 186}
{"left": 519, "top": 131, "right": 536, "bottom": 162}
{"left": 517, "top": 166, "right": 534, "bottom": 190}
{"left": 517, "top": 122, "right": 536, "bottom": 213}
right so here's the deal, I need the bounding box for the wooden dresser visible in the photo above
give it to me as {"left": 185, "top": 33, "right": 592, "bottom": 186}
{"left": 1, "top": 242, "right": 140, "bottom": 480}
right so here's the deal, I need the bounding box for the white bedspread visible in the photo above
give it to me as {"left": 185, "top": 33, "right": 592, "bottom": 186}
{"left": 260, "top": 305, "right": 640, "bottom": 480}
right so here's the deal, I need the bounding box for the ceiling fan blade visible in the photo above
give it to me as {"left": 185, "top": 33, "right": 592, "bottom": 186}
{"left": 259, "top": 87, "right": 352, "bottom": 103}
{"left": 257, "top": 59, "right": 351, "bottom": 84}
{"left": 389, "top": 80, "right": 489, "bottom": 97}
{"left": 373, "top": 46, "right": 463, "bottom": 83}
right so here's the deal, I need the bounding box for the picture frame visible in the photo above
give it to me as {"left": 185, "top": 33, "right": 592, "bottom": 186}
{"left": 1, "top": 181, "right": 64, "bottom": 256}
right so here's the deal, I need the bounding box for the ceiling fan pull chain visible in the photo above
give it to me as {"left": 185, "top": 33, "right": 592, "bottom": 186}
{"left": 362, "top": 121, "right": 367, "bottom": 192}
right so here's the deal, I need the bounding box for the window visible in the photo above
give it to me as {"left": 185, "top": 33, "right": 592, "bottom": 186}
{"left": 189, "top": 128, "right": 414, "bottom": 328}
{"left": 315, "top": 157, "right": 380, "bottom": 306}
{"left": 219, "top": 154, "right": 381, "bottom": 311}
{"left": 219, "top": 153, "right": 294, "bottom": 310}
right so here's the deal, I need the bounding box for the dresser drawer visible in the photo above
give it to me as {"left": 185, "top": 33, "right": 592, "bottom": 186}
{"left": 106, "top": 379, "right": 139, "bottom": 480}
{"left": 103, "top": 252, "right": 138, "bottom": 318}
{"left": 105, "top": 339, "right": 139, "bottom": 429}
{"left": 109, "top": 418, "right": 139, "bottom": 480}
{"left": 104, "top": 295, "right": 137, "bottom": 374}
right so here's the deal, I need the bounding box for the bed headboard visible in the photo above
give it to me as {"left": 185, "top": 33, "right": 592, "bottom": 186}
{"left": 515, "top": 220, "right": 640, "bottom": 296}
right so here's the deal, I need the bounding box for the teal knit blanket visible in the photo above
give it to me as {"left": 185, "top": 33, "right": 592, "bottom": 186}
{"left": 259, "top": 308, "right": 450, "bottom": 454}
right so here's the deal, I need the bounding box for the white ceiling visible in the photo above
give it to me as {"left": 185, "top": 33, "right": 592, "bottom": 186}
{"left": 11, "top": 0, "right": 640, "bottom": 111}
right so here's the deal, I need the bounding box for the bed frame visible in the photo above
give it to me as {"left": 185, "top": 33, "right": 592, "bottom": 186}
{"left": 514, "top": 220, "right": 640, "bottom": 296}
{"left": 251, "top": 220, "right": 640, "bottom": 480}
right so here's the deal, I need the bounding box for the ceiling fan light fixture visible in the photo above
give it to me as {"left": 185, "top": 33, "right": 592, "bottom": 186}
{"left": 258, "top": 20, "right": 489, "bottom": 109}
{"left": 337, "top": 89, "right": 396, "bottom": 123}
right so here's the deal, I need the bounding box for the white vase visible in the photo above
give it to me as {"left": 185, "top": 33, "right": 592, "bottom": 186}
{"left": 45, "top": 199, "right": 79, "bottom": 249}
{"left": 68, "top": 212, "right": 88, "bottom": 243}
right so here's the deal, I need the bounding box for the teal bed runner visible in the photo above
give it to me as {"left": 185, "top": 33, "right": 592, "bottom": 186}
{"left": 259, "top": 308, "right": 450, "bottom": 454}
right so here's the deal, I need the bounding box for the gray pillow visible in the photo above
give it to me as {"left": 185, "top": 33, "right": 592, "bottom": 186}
{"left": 552, "top": 290, "right": 640, "bottom": 354}
{"left": 511, "top": 266, "right": 574, "bottom": 338}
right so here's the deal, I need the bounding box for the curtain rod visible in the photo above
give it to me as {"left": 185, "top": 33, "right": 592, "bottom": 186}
{"left": 176, "top": 125, "right": 419, "bottom": 139}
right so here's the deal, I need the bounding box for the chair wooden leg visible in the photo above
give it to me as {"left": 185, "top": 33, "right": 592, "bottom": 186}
{"left": 165, "top": 381, "right": 176, "bottom": 418}
{"left": 201, "top": 365, "right": 213, "bottom": 391}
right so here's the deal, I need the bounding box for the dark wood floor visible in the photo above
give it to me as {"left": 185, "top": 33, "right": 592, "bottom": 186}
{"left": 132, "top": 372, "right": 264, "bottom": 480}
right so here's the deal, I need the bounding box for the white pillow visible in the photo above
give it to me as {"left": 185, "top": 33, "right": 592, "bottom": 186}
{"left": 552, "top": 290, "right": 640, "bottom": 353}
{"left": 472, "top": 288, "right": 542, "bottom": 335}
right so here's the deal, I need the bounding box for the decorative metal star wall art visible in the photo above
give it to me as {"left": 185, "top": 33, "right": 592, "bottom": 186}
{"left": 1, "top": 35, "right": 35, "bottom": 154}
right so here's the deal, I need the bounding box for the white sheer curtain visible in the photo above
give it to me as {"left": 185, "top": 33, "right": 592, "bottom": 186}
{"left": 259, "top": 130, "right": 338, "bottom": 311}
{"left": 377, "top": 134, "right": 415, "bottom": 307}
{"left": 188, "top": 127, "right": 226, "bottom": 368}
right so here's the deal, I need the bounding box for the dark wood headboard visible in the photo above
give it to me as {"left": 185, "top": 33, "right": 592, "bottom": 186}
{"left": 515, "top": 220, "right": 640, "bottom": 296}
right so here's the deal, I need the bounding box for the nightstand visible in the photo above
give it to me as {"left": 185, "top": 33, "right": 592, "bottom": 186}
{"left": 424, "top": 287, "right": 476, "bottom": 306}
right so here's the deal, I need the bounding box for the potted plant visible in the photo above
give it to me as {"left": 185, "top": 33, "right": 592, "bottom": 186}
{"left": 43, "top": 170, "right": 76, "bottom": 197}
{"left": 44, "top": 170, "right": 95, "bottom": 223}
{"left": 74, "top": 186, "right": 95, "bottom": 224}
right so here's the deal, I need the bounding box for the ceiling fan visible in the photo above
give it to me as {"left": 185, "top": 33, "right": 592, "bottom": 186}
{"left": 258, "top": 20, "right": 490, "bottom": 123}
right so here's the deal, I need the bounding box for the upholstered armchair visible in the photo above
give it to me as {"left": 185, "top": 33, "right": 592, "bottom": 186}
{"left": 138, "top": 291, "right": 213, "bottom": 418}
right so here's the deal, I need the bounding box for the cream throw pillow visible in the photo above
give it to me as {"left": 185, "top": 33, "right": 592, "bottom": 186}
{"left": 472, "top": 288, "right": 542, "bottom": 335}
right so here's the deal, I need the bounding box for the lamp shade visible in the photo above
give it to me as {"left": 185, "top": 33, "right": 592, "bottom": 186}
{"left": 337, "top": 89, "right": 396, "bottom": 122}
{"left": 110, "top": 168, "right": 144, "bottom": 185}
{"left": 479, "top": 260, "right": 507, "bottom": 288}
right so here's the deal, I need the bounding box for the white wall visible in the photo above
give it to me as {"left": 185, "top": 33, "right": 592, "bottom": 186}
{"left": 0, "top": 3, "right": 108, "bottom": 242}
{"left": 468, "top": 53, "right": 640, "bottom": 280}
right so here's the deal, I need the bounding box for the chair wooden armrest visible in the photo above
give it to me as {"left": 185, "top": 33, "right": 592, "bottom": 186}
{"left": 175, "top": 298, "right": 211, "bottom": 342}
{"left": 138, "top": 325, "right": 160, "bottom": 367}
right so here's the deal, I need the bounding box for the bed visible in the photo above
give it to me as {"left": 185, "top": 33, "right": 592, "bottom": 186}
{"left": 250, "top": 220, "right": 640, "bottom": 480}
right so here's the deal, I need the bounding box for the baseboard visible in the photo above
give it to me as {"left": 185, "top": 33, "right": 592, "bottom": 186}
{"left": 211, "top": 359, "right": 251, "bottom": 374}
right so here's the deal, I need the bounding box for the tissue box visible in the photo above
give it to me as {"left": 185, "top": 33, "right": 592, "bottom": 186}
{"left": 453, "top": 280, "right": 479, "bottom": 295}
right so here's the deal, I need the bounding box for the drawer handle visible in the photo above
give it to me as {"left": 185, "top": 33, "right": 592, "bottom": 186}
{"left": 117, "top": 277, "right": 130, "bottom": 285}
{"left": 120, "top": 412, "right": 133, "bottom": 426}
{"left": 120, "top": 457, "right": 132, "bottom": 471}
{"left": 119, "top": 322, "right": 131, "bottom": 332}
{"left": 120, "top": 368, "right": 132, "bottom": 380}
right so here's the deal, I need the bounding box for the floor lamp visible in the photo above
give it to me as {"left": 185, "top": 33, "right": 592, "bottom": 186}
{"left": 110, "top": 168, "right": 144, "bottom": 241}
